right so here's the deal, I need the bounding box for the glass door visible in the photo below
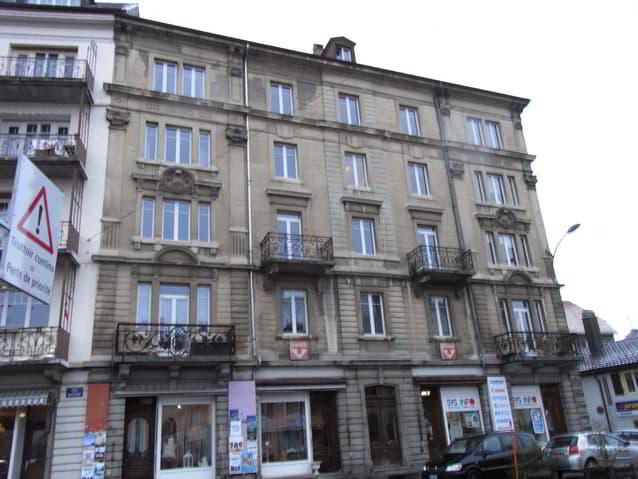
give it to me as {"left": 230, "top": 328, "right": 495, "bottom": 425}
{"left": 158, "top": 285, "right": 189, "bottom": 356}
{"left": 276, "top": 213, "right": 302, "bottom": 259}
{"left": 511, "top": 300, "right": 536, "bottom": 352}
{"left": 416, "top": 226, "right": 439, "bottom": 268}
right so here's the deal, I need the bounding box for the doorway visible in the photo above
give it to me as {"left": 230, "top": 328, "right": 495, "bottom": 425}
{"left": 365, "top": 386, "right": 402, "bottom": 466}
{"left": 540, "top": 384, "right": 567, "bottom": 436}
{"left": 421, "top": 387, "right": 446, "bottom": 461}
{"left": 123, "top": 398, "right": 156, "bottom": 479}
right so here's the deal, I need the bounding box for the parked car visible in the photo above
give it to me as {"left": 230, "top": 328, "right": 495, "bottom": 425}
{"left": 616, "top": 430, "right": 638, "bottom": 444}
{"left": 422, "top": 432, "right": 542, "bottom": 478}
{"left": 543, "top": 432, "right": 638, "bottom": 477}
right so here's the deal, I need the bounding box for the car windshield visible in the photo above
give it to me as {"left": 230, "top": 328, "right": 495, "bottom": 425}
{"left": 446, "top": 436, "right": 483, "bottom": 454}
{"left": 547, "top": 436, "right": 576, "bottom": 449}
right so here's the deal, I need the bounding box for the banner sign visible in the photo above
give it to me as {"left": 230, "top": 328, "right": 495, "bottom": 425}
{"left": 616, "top": 400, "right": 638, "bottom": 416}
{"left": 0, "top": 156, "right": 62, "bottom": 304}
{"left": 228, "top": 381, "right": 258, "bottom": 475}
{"left": 486, "top": 376, "right": 515, "bottom": 432}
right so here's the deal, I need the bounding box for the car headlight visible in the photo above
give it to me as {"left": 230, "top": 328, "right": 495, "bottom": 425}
{"left": 446, "top": 463, "right": 463, "bottom": 472}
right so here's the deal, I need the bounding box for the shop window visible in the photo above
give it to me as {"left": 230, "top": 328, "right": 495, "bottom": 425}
{"left": 159, "top": 403, "right": 212, "bottom": 472}
{"left": 310, "top": 392, "right": 341, "bottom": 473}
{"left": 261, "top": 401, "right": 308, "bottom": 463}
{"left": 22, "top": 407, "right": 48, "bottom": 479}
{"left": 0, "top": 411, "right": 15, "bottom": 478}
{"left": 365, "top": 386, "right": 402, "bottom": 466}
{"left": 440, "top": 387, "right": 484, "bottom": 443}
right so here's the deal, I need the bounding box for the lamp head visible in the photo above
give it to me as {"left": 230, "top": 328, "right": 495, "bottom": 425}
{"left": 567, "top": 223, "right": 581, "bottom": 234}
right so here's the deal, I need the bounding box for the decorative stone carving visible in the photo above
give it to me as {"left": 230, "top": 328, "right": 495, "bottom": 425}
{"left": 477, "top": 208, "right": 530, "bottom": 233}
{"left": 505, "top": 270, "right": 533, "bottom": 285}
{"left": 159, "top": 168, "right": 195, "bottom": 194}
{"left": 154, "top": 247, "right": 198, "bottom": 265}
{"left": 229, "top": 45, "right": 244, "bottom": 77}
{"left": 436, "top": 87, "right": 451, "bottom": 116}
{"left": 510, "top": 102, "right": 525, "bottom": 130}
{"left": 495, "top": 208, "right": 517, "bottom": 229}
{"left": 226, "top": 125, "right": 248, "bottom": 145}
{"left": 106, "top": 108, "right": 130, "bottom": 130}
{"left": 115, "top": 44, "right": 130, "bottom": 57}
{"left": 448, "top": 160, "right": 465, "bottom": 178}
{"left": 523, "top": 171, "right": 537, "bottom": 189}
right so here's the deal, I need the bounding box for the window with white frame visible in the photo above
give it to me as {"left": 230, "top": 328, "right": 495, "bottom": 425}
{"left": 467, "top": 117, "right": 483, "bottom": 145}
{"left": 273, "top": 143, "right": 298, "bottom": 180}
{"left": 487, "top": 232, "right": 531, "bottom": 267}
{"left": 270, "top": 82, "right": 294, "bottom": 115}
{"left": 344, "top": 153, "right": 368, "bottom": 188}
{"left": 281, "top": 289, "right": 308, "bottom": 335}
{"left": 485, "top": 121, "right": 503, "bottom": 149}
{"left": 467, "top": 118, "right": 503, "bottom": 149}
{"left": 197, "top": 286, "right": 211, "bottom": 325}
{"left": 520, "top": 234, "right": 532, "bottom": 266}
{"left": 407, "top": 162, "right": 430, "bottom": 196}
{"left": 338, "top": 94, "right": 360, "bottom": 126}
{"left": 610, "top": 372, "right": 638, "bottom": 397}
{"left": 486, "top": 232, "right": 498, "bottom": 264}
{"left": 162, "top": 200, "right": 190, "bottom": 241}
{"left": 511, "top": 299, "right": 533, "bottom": 333}
{"left": 336, "top": 46, "right": 352, "bottom": 62}
{"left": 360, "top": 292, "right": 384, "bottom": 336}
{"left": 136, "top": 283, "right": 152, "bottom": 327}
{"left": 165, "top": 127, "right": 192, "bottom": 164}
{"left": 486, "top": 174, "right": 507, "bottom": 204}
{"left": 144, "top": 123, "right": 158, "bottom": 160}
{"left": 197, "top": 202, "right": 210, "bottom": 242}
{"left": 153, "top": 60, "right": 177, "bottom": 94}
{"left": 0, "top": 289, "right": 49, "bottom": 329}
{"left": 474, "top": 171, "right": 486, "bottom": 202}
{"left": 159, "top": 284, "right": 189, "bottom": 324}
{"left": 498, "top": 233, "right": 519, "bottom": 266}
{"left": 508, "top": 176, "right": 520, "bottom": 206}
{"left": 352, "top": 218, "right": 376, "bottom": 255}
{"left": 533, "top": 300, "right": 546, "bottom": 332}
{"left": 428, "top": 296, "right": 453, "bottom": 337}
{"left": 399, "top": 106, "right": 420, "bottom": 136}
{"left": 198, "top": 130, "right": 211, "bottom": 167}
{"left": 141, "top": 198, "right": 155, "bottom": 239}
{"left": 183, "top": 65, "right": 205, "bottom": 98}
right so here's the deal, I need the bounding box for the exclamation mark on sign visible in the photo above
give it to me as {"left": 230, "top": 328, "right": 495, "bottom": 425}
{"left": 36, "top": 205, "right": 43, "bottom": 235}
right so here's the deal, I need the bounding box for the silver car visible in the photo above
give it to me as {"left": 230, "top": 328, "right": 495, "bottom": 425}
{"left": 543, "top": 432, "right": 638, "bottom": 477}
{"left": 616, "top": 430, "right": 638, "bottom": 444}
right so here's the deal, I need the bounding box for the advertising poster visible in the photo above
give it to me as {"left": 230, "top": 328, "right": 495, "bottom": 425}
{"left": 486, "top": 376, "right": 515, "bottom": 432}
{"left": 228, "top": 381, "right": 257, "bottom": 475}
{"left": 531, "top": 409, "right": 545, "bottom": 434}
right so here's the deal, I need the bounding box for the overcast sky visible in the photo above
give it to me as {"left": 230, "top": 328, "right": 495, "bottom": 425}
{"left": 115, "top": 0, "right": 638, "bottom": 338}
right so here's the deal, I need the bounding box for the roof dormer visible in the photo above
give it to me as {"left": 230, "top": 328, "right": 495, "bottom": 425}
{"left": 314, "top": 36, "right": 356, "bottom": 63}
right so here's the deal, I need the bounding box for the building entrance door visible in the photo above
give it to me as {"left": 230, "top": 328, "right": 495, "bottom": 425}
{"left": 123, "top": 397, "right": 156, "bottom": 479}
{"left": 540, "top": 384, "right": 567, "bottom": 436}
{"left": 421, "top": 387, "right": 446, "bottom": 461}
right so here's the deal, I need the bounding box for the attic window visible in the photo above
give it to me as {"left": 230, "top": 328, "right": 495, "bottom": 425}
{"left": 336, "top": 46, "right": 352, "bottom": 62}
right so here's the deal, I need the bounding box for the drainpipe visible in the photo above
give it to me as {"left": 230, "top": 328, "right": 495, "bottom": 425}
{"left": 595, "top": 375, "right": 613, "bottom": 431}
{"left": 433, "top": 87, "right": 486, "bottom": 370}
{"left": 244, "top": 43, "right": 258, "bottom": 364}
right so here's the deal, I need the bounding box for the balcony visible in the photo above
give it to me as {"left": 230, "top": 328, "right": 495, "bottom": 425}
{"left": 260, "top": 232, "right": 335, "bottom": 275}
{"left": 115, "top": 323, "right": 235, "bottom": 362}
{"left": 0, "top": 56, "right": 94, "bottom": 103}
{"left": 494, "top": 332, "right": 580, "bottom": 365}
{"left": 58, "top": 221, "right": 79, "bottom": 257}
{"left": 0, "top": 327, "right": 69, "bottom": 363}
{"left": 0, "top": 134, "right": 87, "bottom": 177}
{"left": 407, "top": 245, "right": 474, "bottom": 284}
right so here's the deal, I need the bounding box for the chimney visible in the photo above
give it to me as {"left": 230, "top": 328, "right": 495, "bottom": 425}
{"left": 313, "top": 44, "right": 324, "bottom": 56}
{"left": 582, "top": 310, "right": 603, "bottom": 357}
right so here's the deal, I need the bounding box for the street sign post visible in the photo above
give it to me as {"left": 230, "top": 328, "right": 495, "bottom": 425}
{"left": 0, "top": 155, "right": 63, "bottom": 304}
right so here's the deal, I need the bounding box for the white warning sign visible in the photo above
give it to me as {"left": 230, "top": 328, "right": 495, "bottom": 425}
{"left": 0, "top": 156, "right": 63, "bottom": 304}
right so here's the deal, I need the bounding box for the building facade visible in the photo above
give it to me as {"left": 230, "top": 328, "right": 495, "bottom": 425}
{"left": 0, "top": 4, "right": 592, "bottom": 479}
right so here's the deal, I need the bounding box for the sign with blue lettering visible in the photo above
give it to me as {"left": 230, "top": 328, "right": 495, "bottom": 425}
{"left": 66, "top": 387, "right": 84, "bottom": 399}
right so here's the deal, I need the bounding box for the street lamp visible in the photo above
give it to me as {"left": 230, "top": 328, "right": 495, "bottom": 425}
{"left": 551, "top": 223, "right": 581, "bottom": 260}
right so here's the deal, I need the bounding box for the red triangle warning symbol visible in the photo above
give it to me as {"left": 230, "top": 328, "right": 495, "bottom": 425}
{"left": 16, "top": 187, "right": 55, "bottom": 254}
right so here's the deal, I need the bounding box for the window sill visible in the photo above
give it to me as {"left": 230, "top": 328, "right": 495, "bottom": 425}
{"left": 487, "top": 264, "right": 539, "bottom": 273}
{"left": 132, "top": 236, "right": 220, "bottom": 252}
{"left": 358, "top": 335, "right": 395, "bottom": 342}
{"left": 136, "top": 158, "right": 219, "bottom": 174}
{"left": 476, "top": 201, "right": 525, "bottom": 212}
{"left": 276, "top": 334, "right": 317, "bottom": 341}
{"left": 430, "top": 336, "right": 459, "bottom": 343}
{"left": 270, "top": 177, "right": 303, "bottom": 186}
{"left": 345, "top": 186, "right": 372, "bottom": 193}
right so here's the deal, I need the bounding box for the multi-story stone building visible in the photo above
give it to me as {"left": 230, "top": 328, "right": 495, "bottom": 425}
{"left": 1, "top": 3, "right": 591, "bottom": 478}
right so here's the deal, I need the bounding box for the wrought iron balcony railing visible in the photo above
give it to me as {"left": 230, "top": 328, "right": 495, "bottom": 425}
{"left": 115, "top": 323, "right": 235, "bottom": 360}
{"left": 494, "top": 332, "right": 580, "bottom": 361}
{"left": 0, "top": 56, "right": 94, "bottom": 91}
{"left": 261, "top": 232, "right": 335, "bottom": 264}
{"left": 0, "top": 327, "right": 69, "bottom": 362}
{"left": 0, "top": 134, "right": 86, "bottom": 166}
{"left": 407, "top": 245, "right": 474, "bottom": 276}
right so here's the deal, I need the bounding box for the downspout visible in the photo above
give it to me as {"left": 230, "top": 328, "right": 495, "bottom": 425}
{"left": 244, "top": 43, "right": 258, "bottom": 364}
{"left": 433, "top": 87, "right": 486, "bottom": 370}
{"left": 595, "top": 375, "right": 613, "bottom": 431}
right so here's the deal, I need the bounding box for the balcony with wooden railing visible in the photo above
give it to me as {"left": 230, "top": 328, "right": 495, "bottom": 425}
{"left": 260, "top": 232, "right": 335, "bottom": 275}
{"left": 407, "top": 245, "right": 474, "bottom": 284}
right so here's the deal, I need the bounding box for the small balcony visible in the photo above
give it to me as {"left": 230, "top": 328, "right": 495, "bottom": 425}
{"left": 0, "top": 327, "right": 69, "bottom": 363}
{"left": 58, "top": 221, "right": 79, "bottom": 257}
{"left": 407, "top": 245, "right": 474, "bottom": 284}
{"left": 260, "top": 232, "right": 335, "bottom": 275}
{"left": 494, "top": 332, "right": 580, "bottom": 364}
{"left": 0, "top": 56, "right": 94, "bottom": 103}
{"left": 0, "top": 134, "right": 87, "bottom": 178}
{"left": 115, "top": 323, "right": 235, "bottom": 362}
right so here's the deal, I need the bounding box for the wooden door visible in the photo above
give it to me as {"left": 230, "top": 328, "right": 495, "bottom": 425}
{"left": 540, "top": 384, "right": 567, "bottom": 436}
{"left": 422, "top": 387, "right": 446, "bottom": 461}
{"left": 366, "top": 386, "right": 402, "bottom": 466}
{"left": 123, "top": 397, "right": 156, "bottom": 479}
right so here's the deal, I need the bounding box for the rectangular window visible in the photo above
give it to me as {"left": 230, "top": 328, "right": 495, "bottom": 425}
{"left": 533, "top": 300, "right": 547, "bottom": 332}
{"left": 399, "top": 106, "right": 420, "bottom": 135}
{"left": 344, "top": 153, "right": 368, "bottom": 188}
{"left": 183, "top": 65, "right": 205, "bottom": 98}
{"left": 467, "top": 117, "right": 483, "bottom": 145}
{"left": 499, "top": 298, "right": 512, "bottom": 331}
{"left": 198, "top": 130, "right": 211, "bottom": 167}
{"left": 611, "top": 373, "right": 625, "bottom": 396}
{"left": 339, "top": 94, "right": 360, "bottom": 126}
{"left": 270, "top": 82, "right": 294, "bottom": 115}
{"left": 486, "top": 232, "right": 498, "bottom": 264}
{"left": 408, "top": 162, "right": 430, "bottom": 196}
{"left": 511, "top": 300, "right": 533, "bottom": 332}
{"left": 144, "top": 123, "right": 158, "bottom": 161}
{"left": 352, "top": 218, "right": 376, "bottom": 255}
{"left": 498, "top": 233, "right": 519, "bottom": 266}
{"left": 360, "top": 293, "right": 385, "bottom": 336}
{"left": 136, "top": 283, "right": 152, "bottom": 326}
{"left": 474, "top": 171, "right": 486, "bottom": 202}
{"left": 273, "top": 143, "right": 298, "bottom": 180}
{"left": 486, "top": 174, "right": 507, "bottom": 204}
{"left": 625, "top": 374, "right": 637, "bottom": 393}
{"left": 165, "top": 127, "right": 192, "bottom": 164}
{"left": 281, "top": 289, "right": 308, "bottom": 335}
{"left": 197, "top": 202, "right": 210, "bottom": 242}
{"left": 197, "top": 286, "right": 210, "bottom": 326}
{"left": 428, "top": 296, "right": 453, "bottom": 337}
{"left": 159, "top": 284, "right": 189, "bottom": 324}
{"left": 153, "top": 60, "right": 177, "bottom": 94}
{"left": 0, "top": 289, "right": 49, "bottom": 328}
{"left": 261, "top": 399, "right": 309, "bottom": 465}
{"left": 508, "top": 176, "right": 520, "bottom": 206}
{"left": 520, "top": 235, "right": 532, "bottom": 266}
{"left": 159, "top": 403, "right": 212, "bottom": 472}
{"left": 141, "top": 198, "right": 155, "bottom": 239}
{"left": 336, "top": 46, "right": 352, "bottom": 62}
{"left": 485, "top": 120, "right": 503, "bottom": 149}
{"left": 162, "top": 200, "right": 190, "bottom": 241}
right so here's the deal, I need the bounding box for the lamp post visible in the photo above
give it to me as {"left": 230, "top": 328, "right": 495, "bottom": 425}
{"left": 551, "top": 223, "right": 581, "bottom": 260}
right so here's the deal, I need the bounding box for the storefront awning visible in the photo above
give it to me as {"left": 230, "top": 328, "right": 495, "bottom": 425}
{"left": 0, "top": 390, "right": 52, "bottom": 408}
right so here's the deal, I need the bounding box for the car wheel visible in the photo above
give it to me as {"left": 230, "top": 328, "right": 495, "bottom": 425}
{"left": 584, "top": 458, "right": 597, "bottom": 469}
{"left": 466, "top": 469, "right": 481, "bottom": 479}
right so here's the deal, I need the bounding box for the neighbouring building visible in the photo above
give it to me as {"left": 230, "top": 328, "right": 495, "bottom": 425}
{"left": 0, "top": 2, "right": 135, "bottom": 478}
{"left": 578, "top": 310, "right": 638, "bottom": 432}
{"left": 564, "top": 300, "right": 616, "bottom": 350}
{"left": 1, "top": 3, "right": 592, "bottom": 479}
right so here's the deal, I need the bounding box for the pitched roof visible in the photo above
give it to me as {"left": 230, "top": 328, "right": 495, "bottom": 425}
{"left": 563, "top": 301, "right": 616, "bottom": 336}
{"left": 579, "top": 336, "right": 638, "bottom": 373}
